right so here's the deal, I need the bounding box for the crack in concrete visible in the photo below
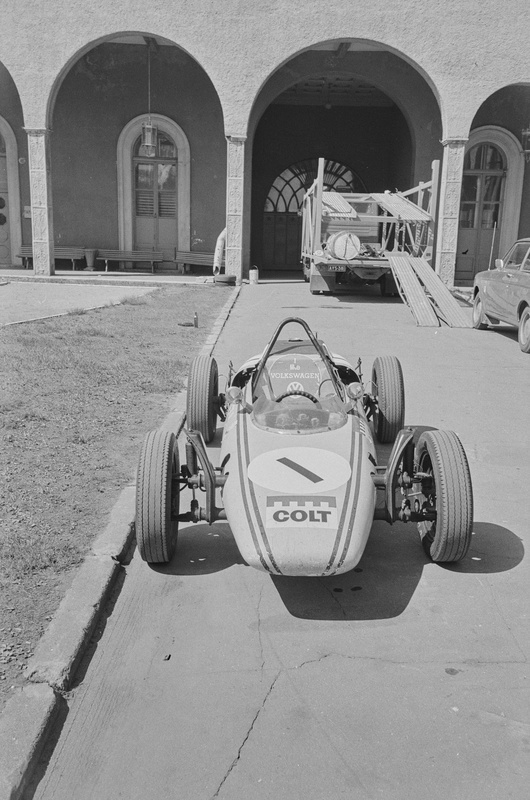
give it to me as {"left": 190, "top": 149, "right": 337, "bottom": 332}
{"left": 210, "top": 671, "right": 280, "bottom": 799}
{"left": 317, "top": 578, "right": 349, "bottom": 619}
{"left": 295, "top": 653, "right": 334, "bottom": 670}
{"left": 292, "top": 652, "right": 527, "bottom": 669}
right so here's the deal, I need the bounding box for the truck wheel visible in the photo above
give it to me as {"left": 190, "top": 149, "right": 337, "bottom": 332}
{"left": 187, "top": 356, "right": 218, "bottom": 442}
{"left": 415, "top": 430, "right": 473, "bottom": 563}
{"left": 472, "top": 292, "right": 489, "bottom": 330}
{"left": 136, "top": 429, "right": 180, "bottom": 563}
{"left": 372, "top": 356, "right": 405, "bottom": 443}
{"left": 518, "top": 307, "right": 530, "bottom": 353}
{"left": 379, "top": 273, "right": 398, "bottom": 297}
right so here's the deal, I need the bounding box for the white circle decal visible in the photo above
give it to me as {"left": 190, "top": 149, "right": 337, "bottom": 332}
{"left": 247, "top": 447, "right": 351, "bottom": 494}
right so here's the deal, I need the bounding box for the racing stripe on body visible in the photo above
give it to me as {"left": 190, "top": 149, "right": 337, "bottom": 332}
{"left": 277, "top": 457, "right": 323, "bottom": 484}
{"left": 323, "top": 422, "right": 359, "bottom": 574}
{"left": 335, "top": 433, "right": 365, "bottom": 572}
{"left": 236, "top": 410, "right": 281, "bottom": 574}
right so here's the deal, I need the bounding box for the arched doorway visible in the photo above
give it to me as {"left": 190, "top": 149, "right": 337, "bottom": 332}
{"left": 117, "top": 114, "right": 191, "bottom": 260}
{"left": 0, "top": 133, "right": 8, "bottom": 265}
{"left": 0, "top": 118, "right": 22, "bottom": 266}
{"left": 455, "top": 126, "right": 524, "bottom": 284}
{"left": 249, "top": 47, "right": 438, "bottom": 274}
{"left": 132, "top": 130, "right": 177, "bottom": 256}
{"left": 262, "top": 158, "right": 364, "bottom": 269}
{"left": 456, "top": 142, "right": 505, "bottom": 281}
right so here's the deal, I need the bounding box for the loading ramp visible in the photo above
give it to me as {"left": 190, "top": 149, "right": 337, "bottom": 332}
{"left": 387, "top": 254, "right": 471, "bottom": 328}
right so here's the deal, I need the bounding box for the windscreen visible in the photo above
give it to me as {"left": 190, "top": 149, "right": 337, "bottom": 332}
{"left": 251, "top": 342, "right": 346, "bottom": 434}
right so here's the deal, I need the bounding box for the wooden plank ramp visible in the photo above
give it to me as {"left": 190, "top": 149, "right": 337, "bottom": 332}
{"left": 386, "top": 254, "right": 440, "bottom": 327}
{"left": 408, "top": 257, "right": 471, "bottom": 328}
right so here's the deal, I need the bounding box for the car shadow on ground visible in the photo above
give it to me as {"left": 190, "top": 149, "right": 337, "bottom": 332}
{"left": 151, "top": 522, "right": 245, "bottom": 575}
{"left": 145, "top": 518, "right": 522, "bottom": 620}
{"left": 271, "top": 520, "right": 523, "bottom": 621}
{"left": 482, "top": 325, "right": 519, "bottom": 345}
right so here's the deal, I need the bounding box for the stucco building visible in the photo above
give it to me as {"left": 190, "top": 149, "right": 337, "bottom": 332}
{"left": 1, "top": 0, "right": 529, "bottom": 285}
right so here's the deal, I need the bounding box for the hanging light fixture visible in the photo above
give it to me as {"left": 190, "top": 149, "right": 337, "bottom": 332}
{"left": 141, "top": 40, "right": 157, "bottom": 157}
{"left": 522, "top": 122, "right": 530, "bottom": 163}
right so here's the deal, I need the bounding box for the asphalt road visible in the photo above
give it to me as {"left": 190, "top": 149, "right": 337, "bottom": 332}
{"left": 30, "top": 281, "right": 529, "bottom": 800}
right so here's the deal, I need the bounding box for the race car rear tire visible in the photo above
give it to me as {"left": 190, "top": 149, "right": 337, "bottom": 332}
{"left": 136, "top": 429, "right": 180, "bottom": 563}
{"left": 372, "top": 356, "right": 405, "bottom": 443}
{"left": 187, "top": 355, "right": 218, "bottom": 443}
{"left": 517, "top": 306, "right": 530, "bottom": 353}
{"left": 415, "top": 429, "right": 473, "bottom": 563}
{"left": 472, "top": 292, "right": 489, "bottom": 330}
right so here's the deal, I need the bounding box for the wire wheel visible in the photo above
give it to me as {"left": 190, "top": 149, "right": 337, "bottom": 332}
{"left": 415, "top": 430, "right": 473, "bottom": 563}
{"left": 187, "top": 356, "right": 219, "bottom": 442}
{"left": 371, "top": 356, "right": 405, "bottom": 443}
{"left": 136, "top": 429, "right": 180, "bottom": 563}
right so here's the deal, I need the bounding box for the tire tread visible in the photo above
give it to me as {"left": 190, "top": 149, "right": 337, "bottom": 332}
{"left": 417, "top": 429, "right": 473, "bottom": 562}
{"left": 187, "top": 356, "right": 218, "bottom": 442}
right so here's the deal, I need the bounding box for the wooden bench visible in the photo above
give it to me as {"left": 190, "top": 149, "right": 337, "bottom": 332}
{"left": 175, "top": 250, "right": 224, "bottom": 273}
{"left": 18, "top": 246, "right": 86, "bottom": 270}
{"left": 96, "top": 250, "right": 164, "bottom": 274}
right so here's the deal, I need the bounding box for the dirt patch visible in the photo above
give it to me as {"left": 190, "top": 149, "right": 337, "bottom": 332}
{"left": 0, "top": 285, "right": 229, "bottom": 711}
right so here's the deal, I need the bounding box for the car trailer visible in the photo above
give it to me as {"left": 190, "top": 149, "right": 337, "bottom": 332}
{"left": 301, "top": 158, "right": 470, "bottom": 328}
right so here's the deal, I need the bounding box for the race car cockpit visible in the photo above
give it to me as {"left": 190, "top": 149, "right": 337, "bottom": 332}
{"left": 249, "top": 319, "right": 348, "bottom": 434}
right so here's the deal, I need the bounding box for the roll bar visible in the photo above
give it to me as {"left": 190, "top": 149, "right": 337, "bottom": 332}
{"left": 251, "top": 317, "right": 343, "bottom": 397}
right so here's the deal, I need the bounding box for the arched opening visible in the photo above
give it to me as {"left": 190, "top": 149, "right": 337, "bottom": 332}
{"left": 117, "top": 114, "right": 190, "bottom": 259}
{"left": 0, "top": 114, "right": 23, "bottom": 267}
{"left": 455, "top": 83, "right": 530, "bottom": 285}
{"left": 49, "top": 34, "right": 224, "bottom": 266}
{"left": 249, "top": 44, "right": 442, "bottom": 274}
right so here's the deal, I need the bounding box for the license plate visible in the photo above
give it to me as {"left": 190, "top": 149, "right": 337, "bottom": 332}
{"left": 325, "top": 265, "right": 346, "bottom": 272}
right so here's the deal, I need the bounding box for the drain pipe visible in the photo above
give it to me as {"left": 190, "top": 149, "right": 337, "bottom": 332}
{"left": 213, "top": 228, "right": 226, "bottom": 276}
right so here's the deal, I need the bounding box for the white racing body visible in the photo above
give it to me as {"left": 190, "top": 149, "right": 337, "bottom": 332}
{"left": 220, "top": 349, "right": 377, "bottom": 576}
{"left": 136, "top": 316, "right": 474, "bottom": 573}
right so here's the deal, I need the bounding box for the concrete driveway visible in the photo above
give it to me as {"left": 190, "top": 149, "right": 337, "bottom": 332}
{"left": 29, "top": 281, "right": 529, "bottom": 800}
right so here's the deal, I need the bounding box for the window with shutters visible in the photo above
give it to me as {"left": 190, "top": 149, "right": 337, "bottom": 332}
{"left": 133, "top": 132, "right": 177, "bottom": 220}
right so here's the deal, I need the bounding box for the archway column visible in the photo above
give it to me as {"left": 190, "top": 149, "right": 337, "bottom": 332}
{"left": 226, "top": 134, "right": 246, "bottom": 282}
{"left": 25, "top": 128, "right": 54, "bottom": 275}
{"left": 434, "top": 137, "right": 468, "bottom": 286}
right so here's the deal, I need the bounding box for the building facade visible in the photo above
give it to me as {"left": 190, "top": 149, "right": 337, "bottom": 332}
{"left": 1, "top": 0, "right": 529, "bottom": 284}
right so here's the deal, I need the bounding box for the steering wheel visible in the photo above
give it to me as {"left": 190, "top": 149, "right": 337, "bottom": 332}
{"left": 275, "top": 389, "right": 320, "bottom": 404}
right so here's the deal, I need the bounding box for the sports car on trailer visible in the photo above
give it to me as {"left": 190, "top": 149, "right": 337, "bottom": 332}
{"left": 136, "top": 318, "right": 473, "bottom": 575}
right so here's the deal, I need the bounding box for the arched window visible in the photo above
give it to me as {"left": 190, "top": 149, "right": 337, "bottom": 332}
{"left": 264, "top": 159, "right": 364, "bottom": 213}
{"left": 0, "top": 122, "right": 22, "bottom": 267}
{"left": 459, "top": 143, "right": 505, "bottom": 231}
{"left": 133, "top": 131, "right": 177, "bottom": 223}
{"left": 456, "top": 141, "right": 507, "bottom": 283}
{"left": 262, "top": 159, "right": 364, "bottom": 269}
{"left": 117, "top": 115, "right": 190, "bottom": 255}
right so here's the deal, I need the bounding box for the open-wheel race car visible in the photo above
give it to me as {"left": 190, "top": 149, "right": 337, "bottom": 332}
{"left": 135, "top": 318, "right": 473, "bottom": 576}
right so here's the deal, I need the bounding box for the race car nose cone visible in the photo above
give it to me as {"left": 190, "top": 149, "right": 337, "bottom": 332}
{"left": 247, "top": 447, "right": 351, "bottom": 494}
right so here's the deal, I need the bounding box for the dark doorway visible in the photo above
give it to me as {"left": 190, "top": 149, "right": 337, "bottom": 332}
{"left": 251, "top": 77, "right": 412, "bottom": 272}
{"left": 262, "top": 158, "right": 365, "bottom": 270}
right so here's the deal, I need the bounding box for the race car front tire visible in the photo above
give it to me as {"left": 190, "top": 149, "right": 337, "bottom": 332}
{"left": 136, "top": 429, "right": 179, "bottom": 563}
{"left": 415, "top": 429, "right": 473, "bottom": 563}
{"left": 187, "top": 356, "right": 218, "bottom": 443}
{"left": 371, "top": 356, "right": 405, "bottom": 443}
